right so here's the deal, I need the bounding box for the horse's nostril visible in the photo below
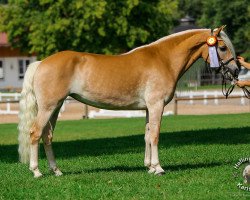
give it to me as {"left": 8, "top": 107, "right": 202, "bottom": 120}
{"left": 230, "top": 67, "right": 239, "bottom": 77}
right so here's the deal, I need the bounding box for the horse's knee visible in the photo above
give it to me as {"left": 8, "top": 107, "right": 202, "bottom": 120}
{"left": 149, "top": 123, "right": 160, "bottom": 145}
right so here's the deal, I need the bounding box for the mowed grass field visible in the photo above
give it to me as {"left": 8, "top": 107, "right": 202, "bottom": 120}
{"left": 1, "top": 113, "right": 250, "bottom": 199}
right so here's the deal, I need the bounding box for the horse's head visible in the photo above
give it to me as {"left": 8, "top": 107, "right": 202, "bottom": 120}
{"left": 204, "top": 26, "right": 240, "bottom": 82}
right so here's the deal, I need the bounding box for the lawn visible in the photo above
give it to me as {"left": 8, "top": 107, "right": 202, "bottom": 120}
{"left": 0, "top": 114, "right": 250, "bottom": 199}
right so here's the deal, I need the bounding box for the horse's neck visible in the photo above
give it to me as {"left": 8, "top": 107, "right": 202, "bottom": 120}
{"left": 155, "top": 29, "right": 210, "bottom": 79}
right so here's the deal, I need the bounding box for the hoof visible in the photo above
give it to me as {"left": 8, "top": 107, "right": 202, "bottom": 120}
{"left": 152, "top": 165, "right": 165, "bottom": 176}
{"left": 54, "top": 169, "right": 63, "bottom": 176}
{"left": 155, "top": 170, "right": 165, "bottom": 176}
{"left": 148, "top": 167, "right": 156, "bottom": 174}
{"left": 34, "top": 173, "right": 43, "bottom": 178}
{"left": 51, "top": 167, "right": 63, "bottom": 176}
{"left": 32, "top": 169, "right": 43, "bottom": 178}
{"left": 147, "top": 165, "right": 165, "bottom": 175}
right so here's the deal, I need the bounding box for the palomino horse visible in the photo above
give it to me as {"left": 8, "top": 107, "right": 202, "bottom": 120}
{"left": 18, "top": 26, "right": 239, "bottom": 177}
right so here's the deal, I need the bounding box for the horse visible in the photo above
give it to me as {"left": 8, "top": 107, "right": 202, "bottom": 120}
{"left": 18, "top": 26, "right": 240, "bottom": 178}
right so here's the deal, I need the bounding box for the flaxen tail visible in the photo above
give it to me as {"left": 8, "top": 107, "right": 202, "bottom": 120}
{"left": 18, "top": 61, "right": 41, "bottom": 163}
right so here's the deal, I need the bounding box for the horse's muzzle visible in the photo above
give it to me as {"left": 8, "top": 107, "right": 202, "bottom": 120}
{"left": 229, "top": 67, "right": 239, "bottom": 79}
{"left": 222, "top": 63, "right": 240, "bottom": 81}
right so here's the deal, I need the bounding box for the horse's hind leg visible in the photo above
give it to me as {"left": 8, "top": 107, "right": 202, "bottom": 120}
{"left": 42, "top": 105, "right": 63, "bottom": 176}
{"left": 29, "top": 108, "right": 56, "bottom": 178}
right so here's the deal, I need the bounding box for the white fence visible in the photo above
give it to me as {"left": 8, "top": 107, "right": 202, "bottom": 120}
{"left": 0, "top": 92, "right": 20, "bottom": 101}
{"left": 176, "top": 90, "right": 246, "bottom": 105}
{"left": 88, "top": 110, "right": 174, "bottom": 118}
{"left": 0, "top": 92, "right": 66, "bottom": 116}
{"left": 0, "top": 93, "right": 21, "bottom": 114}
{"left": 0, "top": 91, "right": 247, "bottom": 116}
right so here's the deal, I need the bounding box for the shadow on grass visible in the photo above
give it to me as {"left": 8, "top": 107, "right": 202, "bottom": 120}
{"left": 89, "top": 162, "right": 222, "bottom": 173}
{"left": 60, "top": 162, "right": 223, "bottom": 175}
{"left": 1, "top": 127, "right": 250, "bottom": 164}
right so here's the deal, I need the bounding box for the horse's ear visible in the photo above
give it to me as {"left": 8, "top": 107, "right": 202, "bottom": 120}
{"left": 213, "top": 25, "right": 226, "bottom": 36}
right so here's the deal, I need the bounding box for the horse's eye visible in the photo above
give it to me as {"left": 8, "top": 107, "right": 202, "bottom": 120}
{"left": 219, "top": 46, "right": 227, "bottom": 52}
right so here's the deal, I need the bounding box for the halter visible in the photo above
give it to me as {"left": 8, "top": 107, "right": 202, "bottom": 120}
{"left": 207, "top": 29, "right": 242, "bottom": 98}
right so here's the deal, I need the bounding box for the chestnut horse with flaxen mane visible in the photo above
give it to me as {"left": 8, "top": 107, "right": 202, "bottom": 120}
{"left": 18, "top": 26, "right": 239, "bottom": 177}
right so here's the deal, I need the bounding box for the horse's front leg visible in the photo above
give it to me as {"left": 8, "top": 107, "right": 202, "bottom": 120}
{"left": 146, "top": 101, "right": 165, "bottom": 175}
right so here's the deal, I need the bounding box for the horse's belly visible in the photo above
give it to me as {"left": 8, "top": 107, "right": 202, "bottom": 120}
{"left": 69, "top": 92, "right": 146, "bottom": 110}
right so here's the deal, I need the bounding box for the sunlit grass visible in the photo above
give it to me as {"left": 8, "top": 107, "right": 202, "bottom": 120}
{"left": 0, "top": 113, "right": 250, "bottom": 199}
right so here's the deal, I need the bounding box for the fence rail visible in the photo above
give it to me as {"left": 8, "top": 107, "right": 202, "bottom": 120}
{"left": 0, "top": 93, "right": 21, "bottom": 101}
{"left": 0, "top": 91, "right": 248, "bottom": 117}
{"left": 173, "top": 95, "right": 246, "bottom": 115}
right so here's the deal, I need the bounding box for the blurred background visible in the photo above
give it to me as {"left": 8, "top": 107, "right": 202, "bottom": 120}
{"left": 0, "top": 0, "right": 249, "bottom": 122}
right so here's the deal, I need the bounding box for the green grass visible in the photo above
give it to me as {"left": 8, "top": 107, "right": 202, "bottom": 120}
{"left": 1, "top": 114, "right": 250, "bottom": 199}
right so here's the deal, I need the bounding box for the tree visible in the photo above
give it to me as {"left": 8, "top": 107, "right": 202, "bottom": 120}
{"left": 0, "top": 0, "right": 7, "bottom": 4}
{"left": 200, "top": 0, "right": 249, "bottom": 56}
{"left": 179, "top": 0, "right": 250, "bottom": 59}
{"left": 177, "top": 0, "right": 203, "bottom": 20}
{"left": 0, "top": 0, "right": 178, "bottom": 59}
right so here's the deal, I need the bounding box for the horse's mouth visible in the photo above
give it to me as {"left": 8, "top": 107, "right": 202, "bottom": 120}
{"left": 225, "top": 71, "right": 235, "bottom": 81}
{"left": 221, "top": 68, "right": 239, "bottom": 82}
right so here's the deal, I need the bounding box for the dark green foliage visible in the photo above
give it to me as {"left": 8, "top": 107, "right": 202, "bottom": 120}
{"left": 179, "top": 0, "right": 250, "bottom": 59}
{"left": 0, "top": 0, "right": 178, "bottom": 59}
{"left": 0, "top": 0, "right": 7, "bottom": 4}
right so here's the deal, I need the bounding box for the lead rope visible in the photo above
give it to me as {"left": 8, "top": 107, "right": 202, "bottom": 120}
{"left": 221, "top": 74, "right": 250, "bottom": 99}
{"left": 242, "top": 87, "right": 250, "bottom": 99}
{"left": 221, "top": 75, "right": 235, "bottom": 99}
